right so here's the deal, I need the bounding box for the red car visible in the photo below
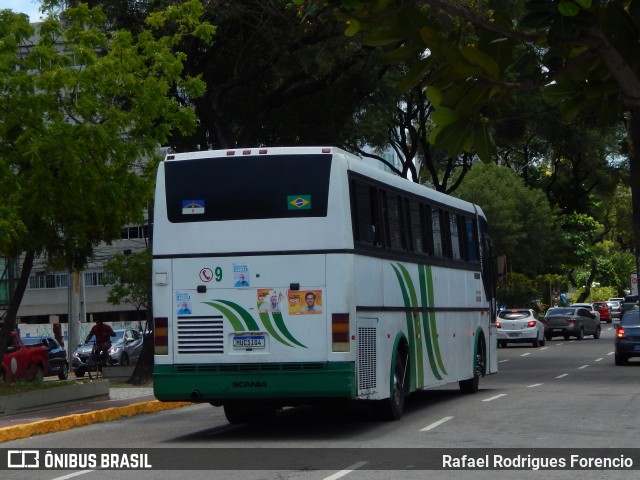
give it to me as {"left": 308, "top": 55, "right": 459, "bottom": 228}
{"left": 1, "top": 331, "right": 49, "bottom": 382}
{"left": 592, "top": 301, "right": 612, "bottom": 324}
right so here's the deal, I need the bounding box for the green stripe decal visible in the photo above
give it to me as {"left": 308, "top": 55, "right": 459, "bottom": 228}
{"left": 393, "top": 263, "right": 446, "bottom": 383}
{"left": 391, "top": 264, "right": 418, "bottom": 391}
{"left": 408, "top": 263, "right": 439, "bottom": 381}
{"left": 396, "top": 263, "right": 425, "bottom": 388}
{"left": 203, "top": 301, "right": 246, "bottom": 331}
{"left": 420, "top": 264, "right": 447, "bottom": 376}
{"left": 204, "top": 300, "right": 303, "bottom": 348}
{"left": 258, "top": 312, "right": 295, "bottom": 347}
{"left": 215, "top": 300, "right": 260, "bottom": 331}
{"left": 272, "top": 311, "right": 307, "bottom": 348}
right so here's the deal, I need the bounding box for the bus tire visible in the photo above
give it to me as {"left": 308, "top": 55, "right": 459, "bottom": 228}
{"left": 380, "top": 345, "right": 408, "bottom": 421}
{"left": 223, "top": 402, "right": 277, "bottom": 424}
{"left": 459, "top": 335, "right": 486, "bottom": 394}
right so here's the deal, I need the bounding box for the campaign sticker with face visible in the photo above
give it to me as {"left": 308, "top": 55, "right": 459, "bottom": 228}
{"left": 289, "top": 290, "right": 322, "bottom": 315}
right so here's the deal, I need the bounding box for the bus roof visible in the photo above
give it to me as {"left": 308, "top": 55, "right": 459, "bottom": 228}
{"left": 163, "top": 146, "right": 485, "bottom": 219}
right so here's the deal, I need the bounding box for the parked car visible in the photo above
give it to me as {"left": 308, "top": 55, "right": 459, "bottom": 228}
{"left": 1, "top": 331, "right": 49, "bottom": 383}
{"left": 21, "top": 336, "right": 69, "bottom": 380}
{"left": 591, "top": 301, "right": 612, "bottom": 323}
{"left": 542, "top": 306, "right": 601, "bottom": 340}
{"left": 496, "top": 309, "right": 546, "bottom": 348}
{"left": 614, "top": 310, "right": 640, "bottom": 365}
{"left": 570, "top": 303, "right": 600, "bottom": 322}
{"left": 607, "top": 300, "right": 622, "bottom": 320}
{"left": 72, "top": 328, "right": 144, "bottom": 377}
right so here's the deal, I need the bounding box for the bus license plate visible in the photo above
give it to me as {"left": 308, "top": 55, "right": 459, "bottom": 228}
{"left": 233, "top": 335, "right": 265, "bottom": 349}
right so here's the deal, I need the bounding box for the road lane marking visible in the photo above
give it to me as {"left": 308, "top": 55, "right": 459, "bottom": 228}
{"left": 323, "top": 461, "right": 368, "bottom": 480}
{"left": 556, "top": 374, "right": 569, "bottom": 378}
{"left": 595, "top": 358, "right": 603, "bottom": 362}
{"left": 52, "top": 471, "right": 94, "bottom": 480}
{"left": 527, "top": 383, "right": 543, "bottom": 388}
{"left": 540, "top": 347, "right": 549, "bottom": 350}
{"left": 607, "top": 352, "right": 614, "bottom": 356}
{"left": 482, "top": 394, "right": 507, "bottom": 402}
{"left": 499, "top": 359, "right": 509, "bottom": 363}
{"left": 420, "top": 416, "right": 454, "bottom": 431}
{"left": 578, "top": 365, "right": 589, "bottom": 369}
{"left": 521, "top": 353, "right": 531, "bottom": 357}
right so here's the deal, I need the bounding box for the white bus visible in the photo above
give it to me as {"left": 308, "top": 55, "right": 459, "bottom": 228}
{"left": 152, "top": 146, "right": 498, "bottom": 423}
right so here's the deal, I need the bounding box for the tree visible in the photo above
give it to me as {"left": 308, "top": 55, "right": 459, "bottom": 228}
{"left": 103, "top": 250, "right": 151, "bottom": 319}
{"left": 102, "top": 249, "right": 153, "bottom": 384}
{"left": 452, "top": 162, "right": 564, "bottom": 276}
{"left": 316, "top": 0, "right": 640, "bottom": 283}
{"left": 0, "top": 2, "right": 213, "bottom": 362}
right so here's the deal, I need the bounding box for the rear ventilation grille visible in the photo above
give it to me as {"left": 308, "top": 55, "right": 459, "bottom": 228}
{"left": 357, "top": 326, "right": 377, "bottom": 390}
{"left": 176, "top": 317, "right": 224, "bottom": 354}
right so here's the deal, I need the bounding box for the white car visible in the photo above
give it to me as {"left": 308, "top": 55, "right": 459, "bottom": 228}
{"left": 570, "top": 303, "right": 600, "bottom": 322}
{"left": 496, "top": 309, "right": 546, "bottom": 348}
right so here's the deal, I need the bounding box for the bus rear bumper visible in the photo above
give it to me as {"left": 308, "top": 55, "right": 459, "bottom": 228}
{"left": 152, "top": 362, "right": 356, "bottom": 404}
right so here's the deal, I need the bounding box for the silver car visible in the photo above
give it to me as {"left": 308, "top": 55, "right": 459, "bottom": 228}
{"left": 570, "top": 303, "right": 600, "bottom": 322}
{"left": 72, "top": 328, "right": 144, "bottom": 377}
{"left": 496, "top": 309, "right": 546, "bottom": 348}
{"left": 543, "top": 307, "right": 601, "bottom": 340}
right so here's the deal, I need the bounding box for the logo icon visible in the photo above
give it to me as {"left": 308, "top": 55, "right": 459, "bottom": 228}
{"left": 8, "top": 450, "right": 40, "bottom": 468}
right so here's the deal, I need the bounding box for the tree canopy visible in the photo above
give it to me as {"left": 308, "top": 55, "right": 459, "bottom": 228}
{"left": 0, "top": 1, "right": 213, "bottom": 359}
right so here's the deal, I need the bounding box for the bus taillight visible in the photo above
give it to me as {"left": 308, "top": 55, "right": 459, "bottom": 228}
{"left": 154, "top": 317, "right": 169, "bottom": 355}
{"left": 332, "top": 313, "right": 350, "bottom": 352}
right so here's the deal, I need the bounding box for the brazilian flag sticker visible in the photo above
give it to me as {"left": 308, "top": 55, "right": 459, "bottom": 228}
{"left": 287, "top": 195, "right": 311, "bottom": 210}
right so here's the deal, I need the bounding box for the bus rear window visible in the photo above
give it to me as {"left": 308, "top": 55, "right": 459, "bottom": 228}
{"left": 164, "top": 154, "right": 331, "bottom": 222}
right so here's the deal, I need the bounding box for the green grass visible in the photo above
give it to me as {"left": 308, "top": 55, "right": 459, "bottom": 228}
{"left": 0, "top": 379, "right": 77, "bottom": 396}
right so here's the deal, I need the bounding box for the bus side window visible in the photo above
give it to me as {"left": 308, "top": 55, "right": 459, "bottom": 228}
{"left": 384, "top": 191, "right": 405, "bottom": 251}
{"left": 351, "top": 180, "right": 381, "bottom": 247}
{"left": 465, "top": 218, "right": 479, "bottom": 263}
{"left": 406, "top": 199, "right": 423, "bottom": 253}
{"left": 431, "top": 207, "right": 444, "bottom": 257}
{"left": 449, "top": 212, "right": 462, "bottom": 260}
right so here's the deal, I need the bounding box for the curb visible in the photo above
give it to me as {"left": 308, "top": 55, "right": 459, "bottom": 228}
{"left": 0, "top": 400, "right": 192, "bottom": 443}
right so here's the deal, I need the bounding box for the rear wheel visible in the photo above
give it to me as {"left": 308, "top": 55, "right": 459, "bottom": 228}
{"left": 593, "top": 326, "right": 601, "bottom": 339}
{"left": 545, "top": 333, "right": 553, "bottom": 341}
{"left": 380, "top": 347, "right": 408, "bottom": 420}
{"left": 576, "top": 327, "right": 585, "bottom": 340}
{"left": 58, "top": 363, "right": 69, "bottom": 380}
{"left": 540, "top": 335, "right": 546, "bottom": 346}
{"left": 459, "top": 337, "right": 485, "bottom": 394}
{"left": 532, "top": 336, "right": 540, "bottom": 348}
{"left": 74, "top": 368, "right": 86, "bottom": 378}
{"left": 87, "top": 355, "right": 100, "bottom": 380}
{"left": 33, "top": 365, "right": 44, "bottom": 382}
{"left": 120, "top": 353, "right": 129, "bottom": 366}
{"left": 615, "top": 354, "right": 628, "bottom": 366}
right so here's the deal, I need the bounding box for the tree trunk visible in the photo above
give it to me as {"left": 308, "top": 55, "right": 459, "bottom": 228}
{"left": 0, "top": 251, "right": 35, "bottom": 362}
{"left": 628, "top": 109, "right": 640, "bottom": 286}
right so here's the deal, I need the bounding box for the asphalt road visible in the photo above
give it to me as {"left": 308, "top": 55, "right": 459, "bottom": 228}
{"left": 2, "top": 323, "right": 639, "bottom": 480}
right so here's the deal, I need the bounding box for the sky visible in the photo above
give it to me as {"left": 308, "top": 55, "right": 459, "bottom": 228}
{"left": 0, "top": 0, "right": 43, "bottom": 22}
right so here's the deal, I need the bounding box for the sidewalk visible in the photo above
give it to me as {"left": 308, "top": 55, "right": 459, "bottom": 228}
{"left": 0, "top": 383, "right": 192, "bottom": 443}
